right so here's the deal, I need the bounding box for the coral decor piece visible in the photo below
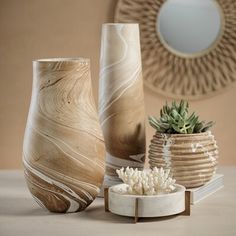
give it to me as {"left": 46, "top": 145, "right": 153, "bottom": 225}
{"left": 116, "top": 167, "right": 176, "bottom": 195}
{"left": 23, "top": 58, "right": 105, "bottom": 213}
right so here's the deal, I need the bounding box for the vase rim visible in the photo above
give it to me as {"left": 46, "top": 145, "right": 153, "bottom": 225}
{"left": 33, "top": 58, "right": 90, "bottom": 63}
{"left": 102, "top": 23, "right": 139, "bottom": 26}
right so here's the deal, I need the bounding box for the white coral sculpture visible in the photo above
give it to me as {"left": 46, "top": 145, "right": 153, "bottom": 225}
{"left": 116, "top": 167, "right": 176, "bottom": 195}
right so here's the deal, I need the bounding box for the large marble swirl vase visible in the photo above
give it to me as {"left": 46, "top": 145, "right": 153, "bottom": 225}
{"left": 99, "top": 23, "right": 146, "bottom": 189}
{"left": 23, "top": 58, "right": 105, "bottom": 213}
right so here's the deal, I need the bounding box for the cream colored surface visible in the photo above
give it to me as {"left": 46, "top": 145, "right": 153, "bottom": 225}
{"left": 0, "top": 0, "right": 235, "bottom": 169}
{"left": 0, "top": 167, "right": 235, "bottom": 235}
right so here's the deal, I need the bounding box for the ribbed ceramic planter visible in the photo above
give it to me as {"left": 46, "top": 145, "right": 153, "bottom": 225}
{"left": 99, "top": 23, "right": 146, "bottom": 188}
{"left": 149, "top": 131, "right": 218, "bottom": 188}
{"left": 23, "top": 58, "right": 105, "bottom": 213}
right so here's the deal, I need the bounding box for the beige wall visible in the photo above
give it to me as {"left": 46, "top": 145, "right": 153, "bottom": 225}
{"left": 0, "top": 0, "right": 235, "bottom": 169}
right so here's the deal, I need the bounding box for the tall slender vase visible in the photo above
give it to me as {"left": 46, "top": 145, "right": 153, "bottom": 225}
{"left": 23, "top": 58, "right": 105, "bottom": 213}
{"left": 99, "top": 23, "right": 146, "bottom": 188}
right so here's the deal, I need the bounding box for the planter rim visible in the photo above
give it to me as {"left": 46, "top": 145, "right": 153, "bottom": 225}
{"left": 102, "top": 23, "right": 139, "bottom": 26}
{"left": 110, "top": 183, "right": 185, "bottom": 198}
{"left": 155, "top": 130, "right": 212, "bottom": 137}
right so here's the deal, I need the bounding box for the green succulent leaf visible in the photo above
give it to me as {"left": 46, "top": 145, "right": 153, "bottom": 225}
{"left": 202, "top": 121, "right": 215, "bottom": 132}
{"left": 148, "top": 100, "right": 214, "bottom": 134}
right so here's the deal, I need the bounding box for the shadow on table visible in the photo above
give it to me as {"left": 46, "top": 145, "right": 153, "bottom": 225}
{"left": 0, "top": 196, "right": 54, "bottom": 217}
{"left": 80, "top": 204, "right": 132, "bottom": 224}
{"left": 79, "top": 201, "right": 178, "bottom": 224}
{"left": 1, "top": 196, "right": 178, "bottom": 223}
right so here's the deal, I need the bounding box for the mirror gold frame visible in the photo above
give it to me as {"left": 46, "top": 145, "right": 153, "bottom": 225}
{"left": 115, "top": 0, "right": 236, "bottom": 100}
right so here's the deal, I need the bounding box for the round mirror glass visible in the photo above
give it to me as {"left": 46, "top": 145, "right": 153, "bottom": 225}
{"left": 157, "top": 0, "right": 222, "bottom": 56}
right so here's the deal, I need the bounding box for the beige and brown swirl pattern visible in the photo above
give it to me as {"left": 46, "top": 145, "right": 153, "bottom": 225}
{"left": 99, "top": 24, "right": 146, "bottom": 187}
{"left": 23, "top": 58, "right": 105, "bottom": 213}
{"left": 149, "top": 131, "right": 218, "bottom": 188}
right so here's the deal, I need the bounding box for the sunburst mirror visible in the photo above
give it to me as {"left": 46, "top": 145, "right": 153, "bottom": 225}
{"left": 115, "top": 0, "right": 236, "bottom": 99}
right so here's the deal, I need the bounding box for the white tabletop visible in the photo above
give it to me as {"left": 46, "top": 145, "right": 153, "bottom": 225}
{"left": 0, "top": 166, "right": 235, "bottom": 236}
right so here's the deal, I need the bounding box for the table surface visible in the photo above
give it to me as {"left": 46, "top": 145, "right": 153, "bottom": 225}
{"left": 0, "top": 167, "right": 236, "bottom": 236}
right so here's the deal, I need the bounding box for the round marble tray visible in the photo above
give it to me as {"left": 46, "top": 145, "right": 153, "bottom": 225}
{"left": 108, "top": 184, "right": 186, "bottom": 217}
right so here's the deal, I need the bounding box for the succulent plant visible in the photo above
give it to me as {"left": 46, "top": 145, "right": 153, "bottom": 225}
{"left": 149, "top": 100, "right": 214, "bottom": 134}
